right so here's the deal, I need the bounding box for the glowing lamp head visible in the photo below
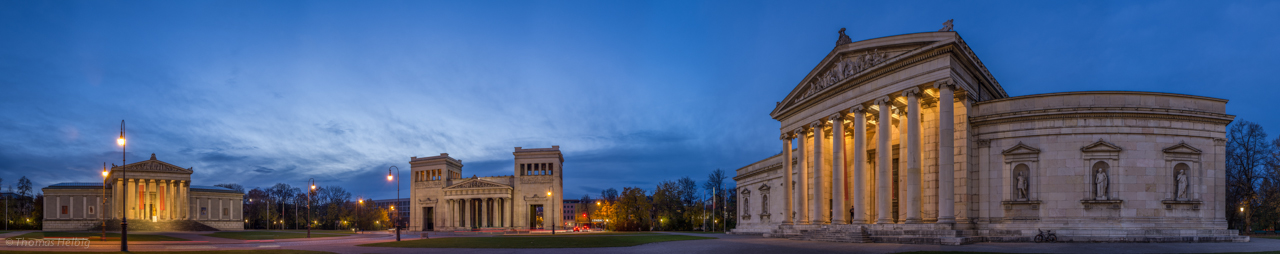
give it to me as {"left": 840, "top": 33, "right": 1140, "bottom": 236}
{"left": 102, "top": 170, "right": 109, "bottom": 178}
{"left": 387, "top": 174, "right": 393, "bottom": 181}
{"left": 358, "top": 198, "right": 363, "bottom": 203}
{"left": 310, "top": 185, "right": 316, "bottom": 190}
{"left": 547, "top": 191, "right": 552, "bottom": 196}
{"left": 116, "top": 137, "right": 125, "bottom": 146}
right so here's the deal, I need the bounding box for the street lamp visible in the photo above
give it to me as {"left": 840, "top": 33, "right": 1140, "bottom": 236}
{"left": 547, "top": 190, "right": 554, "bottom": 235}
{"left": 116, "top": 120, "right": 128, "bottom": 252}
{"left": 101, "top": 162, "right": 108, "bottom": 240}
{"left": 357, "top": 197, "right": 363, "bottom": 234}
{"left": 307, "top": 178, "right": 315, "bottom": 238}
{"left": 387, "top": 166, "right": 400, "bottom": 241}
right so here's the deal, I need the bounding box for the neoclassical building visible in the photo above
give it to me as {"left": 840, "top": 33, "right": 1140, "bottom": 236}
{"left": 408, "top": 146, "right": 564, "bottom": 232}
{"left": 42, "top": 154, "right": 244, "bottom": 231}
{"left": 730, "top": 27, "right": 1246, "bottom": 244}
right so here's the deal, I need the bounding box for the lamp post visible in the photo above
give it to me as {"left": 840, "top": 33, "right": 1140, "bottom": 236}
{"left": 308, "top": 178, "right": 315, "bottom": 238}
{"left": 116, "top": 120, "right": 128, "bottom": 252}
{"left": 387, "top": 166, "right": 400, "bottom": 241}
{"left": 548, "top": 190, "right": 554, "bottom": 235}
{"left": 357, "top": 197, "right": 363, "bottom": 234}
{"left": 102, "top": 163, "right": 108, "bottom": 240}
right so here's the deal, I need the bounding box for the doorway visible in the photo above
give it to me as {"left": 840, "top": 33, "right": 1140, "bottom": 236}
{"left": 423, "top": 207, "right": 434, "bottom": 231}
{"left": 529, "top": 205, "right": 544, "bottom": 229}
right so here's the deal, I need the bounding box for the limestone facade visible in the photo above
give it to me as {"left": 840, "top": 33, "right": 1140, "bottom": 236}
{"left": 730, "top": 30, "right": 1244, "bottom": 244}
{"left": 42, "top": 154, "right": 244, "bottom": 231}
{"left": 409, "top": 146, "right": 564, "bottom": 232}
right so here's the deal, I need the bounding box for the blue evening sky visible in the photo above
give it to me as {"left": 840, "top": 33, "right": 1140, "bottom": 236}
{"left": 2, "top": 1, "right": 1277, "bottom": 200}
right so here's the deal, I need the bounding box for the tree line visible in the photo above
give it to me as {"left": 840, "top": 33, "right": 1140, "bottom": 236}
{"left": 582, "top": 169, "right": 737, "bottom": 231}
{"left": 226, "top": 183, "right": 391, "bottom": 231}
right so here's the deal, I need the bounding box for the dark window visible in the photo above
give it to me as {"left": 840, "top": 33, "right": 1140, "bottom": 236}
{"left": 61, "top": 206, "right": 68, "bottom": 214}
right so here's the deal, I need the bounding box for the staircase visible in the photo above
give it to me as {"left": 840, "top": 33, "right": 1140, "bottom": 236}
{"left": 776, "top": 225, "right": 873, "bottom": 243}
{"left": 90, "top": 219, "right": 220, "bottom": 232}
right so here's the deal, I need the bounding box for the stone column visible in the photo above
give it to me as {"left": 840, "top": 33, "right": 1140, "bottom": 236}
{"left": 796, "top": 128, "right": 810, "bottom": 224}
{"left": 830, "top": 114, "right": 846, "bottom": 224}
{"left": 148, "top": 179, "right": 156, "bottom": 220}
{"left": 851, "top": 105, "right": 867, "bottom": 224}
{"left": 897, "top": 109, "right": 908, "bottom": 223}
{"left": 508, "top": 197, "right": 515, "bottom": 229}
{"left": 114, "top": 179, "right": 122, "bottom": 219}
{"left": 462, "top": 199, "right": 470, "bottom": 228}
{"left": 811, "top": 121, "right": 826, "bottom": 224}
{"left": 782, "top": 133, "right": 794, "bottom": 225}
{"left": 935, "top": 79, "right": 956, "bottom": 224}
{"left": 182, "top": 181, "right": 189, "bottom": 219}
{"left": 875, "top": 97, "right": 893, "bottom": 224}
{"left": 904, "top": 87, "right": 923, "bottom": 224}
{"left": 127, "top": 179, "right": 135, "bottom": 219}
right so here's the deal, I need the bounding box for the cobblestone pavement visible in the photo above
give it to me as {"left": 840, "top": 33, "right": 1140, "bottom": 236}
{"left": 3, "top": 231, "right": 1278, "bottom": 253}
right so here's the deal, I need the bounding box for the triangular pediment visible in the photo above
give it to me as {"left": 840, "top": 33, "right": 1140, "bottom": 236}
{"left": 1081, "top": 139, "right": 1123, "bottom": 152}
{"left": 773, "top": 46, "right": 919, "bottom": 115}
{"left": 111, "top": 154, "right": 193, "bottom": 174}
{"left": 444, "top": 178, "right": 511, "bottom": 190}
{"left": 770, "top": 30, "right": 1008, "bottom": 122}
{"left": 1162, "top": 142, "right": 1202, "bottom": 154}
{"left": 1002, "top": 142, "right": 1041, "bottom": 155}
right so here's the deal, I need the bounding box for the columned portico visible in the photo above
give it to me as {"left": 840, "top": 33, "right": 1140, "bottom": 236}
{"left": 771, "top": 81, "right": 968, "bottom": 228}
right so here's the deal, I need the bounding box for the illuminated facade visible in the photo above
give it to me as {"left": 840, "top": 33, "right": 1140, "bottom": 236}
{"left": 408, "top": 146, "right": 564, "bottom": 232}
{"left": 42, "top": 153, "right": 244, "bottom": 231}
{"left": 730, "top": 28, "right": 1246, "bottom": 244}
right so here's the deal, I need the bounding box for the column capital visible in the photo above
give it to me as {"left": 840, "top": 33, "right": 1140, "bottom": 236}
{"left": 875, "top": 96, "right": 894, "bottom": 105}
{"left": 780, "top": 132, "right": 794, "bottom": 140}
{"left": 901, "top": 87, "right": 921, "bottom": 98}
{"left": 794, "top": 128, "right": 807, "bottom": 136}
{"left": 811, "top": 120, "right": 825, "bottom": 129}
{"left": 850, "top": 104, "right": 865, "bottom": 113}
{"left": 829, "top": 113, "right": 844, "bottom": 122}
{"left": 932, "top": 78, "right": 955, "bottom": 90}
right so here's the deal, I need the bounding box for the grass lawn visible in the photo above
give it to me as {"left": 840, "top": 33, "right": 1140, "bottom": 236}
{"left": 359, "top": 234, "right": 713, "bottom": 248}
{"left": 270, "top": 229, "right": 357, "bottom": 234}
{"left": 4, "top": 232, "right": 187, "bottom": 241}
{"left": 664, "top": 231, "right": 726, "bottom": 234}
{"left": 202, "top": 231, "right": 348, "bottom": 240}
{"left": 505, "top": 232, "right": 657, "bottom": 236}
{"left": 0, "top": 250, "right": 335, "bottom": 254}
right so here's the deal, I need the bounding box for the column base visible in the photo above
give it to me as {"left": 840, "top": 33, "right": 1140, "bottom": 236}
{"left": 936, "top": 217, "right": 955, "bottom": 224}
{"left": 876, "top": 218, "right": 893, "bottom": 224}
{"left": 832, "top": 219, "right": 847, "bottom": 225}
{"left": 905, "top": 218, "right": 922, "bottom": 224}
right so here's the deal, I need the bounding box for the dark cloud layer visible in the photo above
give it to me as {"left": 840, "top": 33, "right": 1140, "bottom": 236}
{"left": 1, "top": 1, "right": 1278, "bottom": 199}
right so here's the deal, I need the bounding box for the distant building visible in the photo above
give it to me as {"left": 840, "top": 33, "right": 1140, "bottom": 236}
{"left": 562, "top": 199, "right": 581, "bottom": 228}
{"left": 41, "top": 153, "right": 244, "bottom": 231}
{"left": 372, "top": 198, "right": 409, "bottom": 227}
{"left": 408, "top": 146, "right": 565, "bottom": 231}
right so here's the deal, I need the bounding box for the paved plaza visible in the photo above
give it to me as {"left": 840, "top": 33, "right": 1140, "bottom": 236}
{"left": 3, "top": 231, "right": 1277, "bottom": 253}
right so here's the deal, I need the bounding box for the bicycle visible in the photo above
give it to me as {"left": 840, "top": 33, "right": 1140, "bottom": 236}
{"left": 1033, "top": 228, "right": 1057, "bottom": 243}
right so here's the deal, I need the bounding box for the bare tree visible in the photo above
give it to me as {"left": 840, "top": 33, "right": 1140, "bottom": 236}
{"left": 1227, "top": 120, "right": 1272, "bottom": 232}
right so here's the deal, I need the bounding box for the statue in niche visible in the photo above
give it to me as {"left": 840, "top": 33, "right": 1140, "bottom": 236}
{"left": 1015, "top": 171, "right": 1029, "bottom": 201}
{"left": 743, "top": 196, "right": 750, "bottom": 219}
{"left": 1176, "top": 169, "right": 1189, "bottom": 200}
{"left": 1094, "top": 167, "right": 1109, "bottom": 200}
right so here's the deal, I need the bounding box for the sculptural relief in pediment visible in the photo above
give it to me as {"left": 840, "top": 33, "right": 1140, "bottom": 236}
{"left": 444, "top": 179, "right": 511, "bottom": 190}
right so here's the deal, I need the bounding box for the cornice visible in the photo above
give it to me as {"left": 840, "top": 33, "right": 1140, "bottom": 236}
{"left": 733, "top": 153, "right": 785, "bottom": 181}
{"left": 970, "top": 107, "right": 1235, "bottom": 126}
